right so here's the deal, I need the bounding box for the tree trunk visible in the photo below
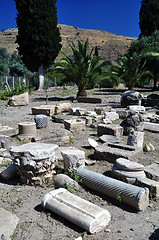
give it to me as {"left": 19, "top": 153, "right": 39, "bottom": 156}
{"left": 153, "top": 76, "right": 157, "bottom": 91}
{"left": 38, "top": 65, "right": 44, "bottom": 90}
{"left": 76, "top": 89, "right": 87, "bottom": 99}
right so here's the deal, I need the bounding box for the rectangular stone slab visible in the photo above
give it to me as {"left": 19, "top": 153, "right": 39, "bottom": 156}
{"left": 31, "top": 105, "right": 55, "bottom": 116}
{"left": 143, "top": 122, "right": 159, "bottom": 133}
{"left": 94, "top": 145, "right": 142, "bottom": 163}
{"left": 77, "top": 97, "right": 102, "bottom": 103}
{"left": 97, "top": 124, "right": 123, "bottom": 137}
{"left": 41, "top": 188, "right": 111, "bottom": 233}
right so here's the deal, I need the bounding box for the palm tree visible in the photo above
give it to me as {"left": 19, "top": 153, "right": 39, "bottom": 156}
{"left": 116, "top": 53, "right": 151, "bottom": 90}
{"left": 99, "top": 65, "right": 120, "bottom": 88}
{"left": 54, "top": 40, "right": 110, "bottom": 98}
{"left": 140, "top": 47, "right": 159, "bottom": 90}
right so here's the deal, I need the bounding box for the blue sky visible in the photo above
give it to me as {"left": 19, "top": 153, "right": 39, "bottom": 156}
{"left": 0, "top": 0, "right": 141, "bottom": 37}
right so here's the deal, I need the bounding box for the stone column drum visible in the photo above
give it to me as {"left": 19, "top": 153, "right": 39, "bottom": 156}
{"left": 10, "top": 143, "right": 58, "bottom": 185}
{"left": 18, "top": 122, "right": 36, "bottom": 138}
{"left": 77, "top": 168, "right": 149, "bottom": 211}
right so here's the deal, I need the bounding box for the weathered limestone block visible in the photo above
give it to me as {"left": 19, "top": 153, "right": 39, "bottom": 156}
{"left": 10, "top": 143, "right": 58, "bottom": 185}
{"left": 128, "top": 105, "right": 145, "bottom": 112}
{"left": 31, "top": 105, "right": 55, "bottom": 116}
{"left": 55, "top": 102, "right": 71, "bottom": 114}
{"left": 0, "top": 208, "right": 19, "bottom": 240}
{"left": 97, "top": 124, "right": 123, "bottom": 137}
{"left": 127, "top": 131, "right": 144, "bottom": 149}
{"left": 116, "top": 109, "right": 128, "bottom": 119}
{"left": 136, "top": 177, "right": 159, "bottom": 198}
{"left": 94, "top": 143, "right": 142, "bottom": 163}
{"left": 77, "top": 168, "right": 149, "bottom": 211}
{"left": 64, "top": 119, "right": 85, "bottom": 132}
{"left": 104, "top": 112, "right": 119, "bottom": 121}
{"left": 144, "top": 163, "right": 159, "bottom": 181}
{"left": 52, "top": 114, "right": 76, "bottom": 123}
{"left": 61, "top": 148, "right": 85, "bottom": 174}
{"left": 144, "top": 122, "right": 159, "bottom": 133}
{"left": 8, "top": 92, "right": 29, "bottom": 106}
{"left": 41, "top": 188, "right": 111, "bottom": 233}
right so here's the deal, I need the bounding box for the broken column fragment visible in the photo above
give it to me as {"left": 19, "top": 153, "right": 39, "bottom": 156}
{"left": 77, "top": 168, "right": 149, "bottom": 211}
{"left": 112, "top": 158, "right": 145, "bottom": 184}
{"left": 0, "top": 163, "right": 17, "bottom": 180}
{"left": 18, "top": 122, "right": 36, "bottom": 138}
{"left": 41, "top": 188, "right": 111, "bottom": 233}
{"left": 10, "top": 143, "right": 58, "bottom": 185}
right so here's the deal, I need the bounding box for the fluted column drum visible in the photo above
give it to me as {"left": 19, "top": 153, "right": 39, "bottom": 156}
{"left": 77, "top": 168, "right": 149, "bottom": 211}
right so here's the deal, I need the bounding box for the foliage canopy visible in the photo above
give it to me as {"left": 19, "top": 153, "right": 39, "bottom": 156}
{"left": 15, "top": 0, "right": 62, "bottom": 73}
{"left": 53, "top": 40, "right": 111, "bottom": 97}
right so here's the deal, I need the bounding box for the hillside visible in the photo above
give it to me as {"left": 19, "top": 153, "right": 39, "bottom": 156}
{"left": 0, "top": 24, "right": 136, "bottom": 61}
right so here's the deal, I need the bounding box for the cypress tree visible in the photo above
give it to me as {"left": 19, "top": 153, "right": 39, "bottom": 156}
{"left": 14, "top": 0, "right": 62, "bottom": 90}
{"left": 139, "top": 0, "right": 159, "bottom": 37}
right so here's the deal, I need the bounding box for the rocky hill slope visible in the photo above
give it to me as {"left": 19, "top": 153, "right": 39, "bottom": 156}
{"left": 0, "top": 24, "right": 136, "bottom": 61}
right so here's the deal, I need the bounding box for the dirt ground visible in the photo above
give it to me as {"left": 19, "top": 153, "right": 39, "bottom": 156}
{"left": 0, "top": 87, "right": 159, "bottom": 240}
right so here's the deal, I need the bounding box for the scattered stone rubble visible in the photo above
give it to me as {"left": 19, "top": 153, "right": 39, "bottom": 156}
{"left": 2, "top": 92, "right": 159, "bottom": 236}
